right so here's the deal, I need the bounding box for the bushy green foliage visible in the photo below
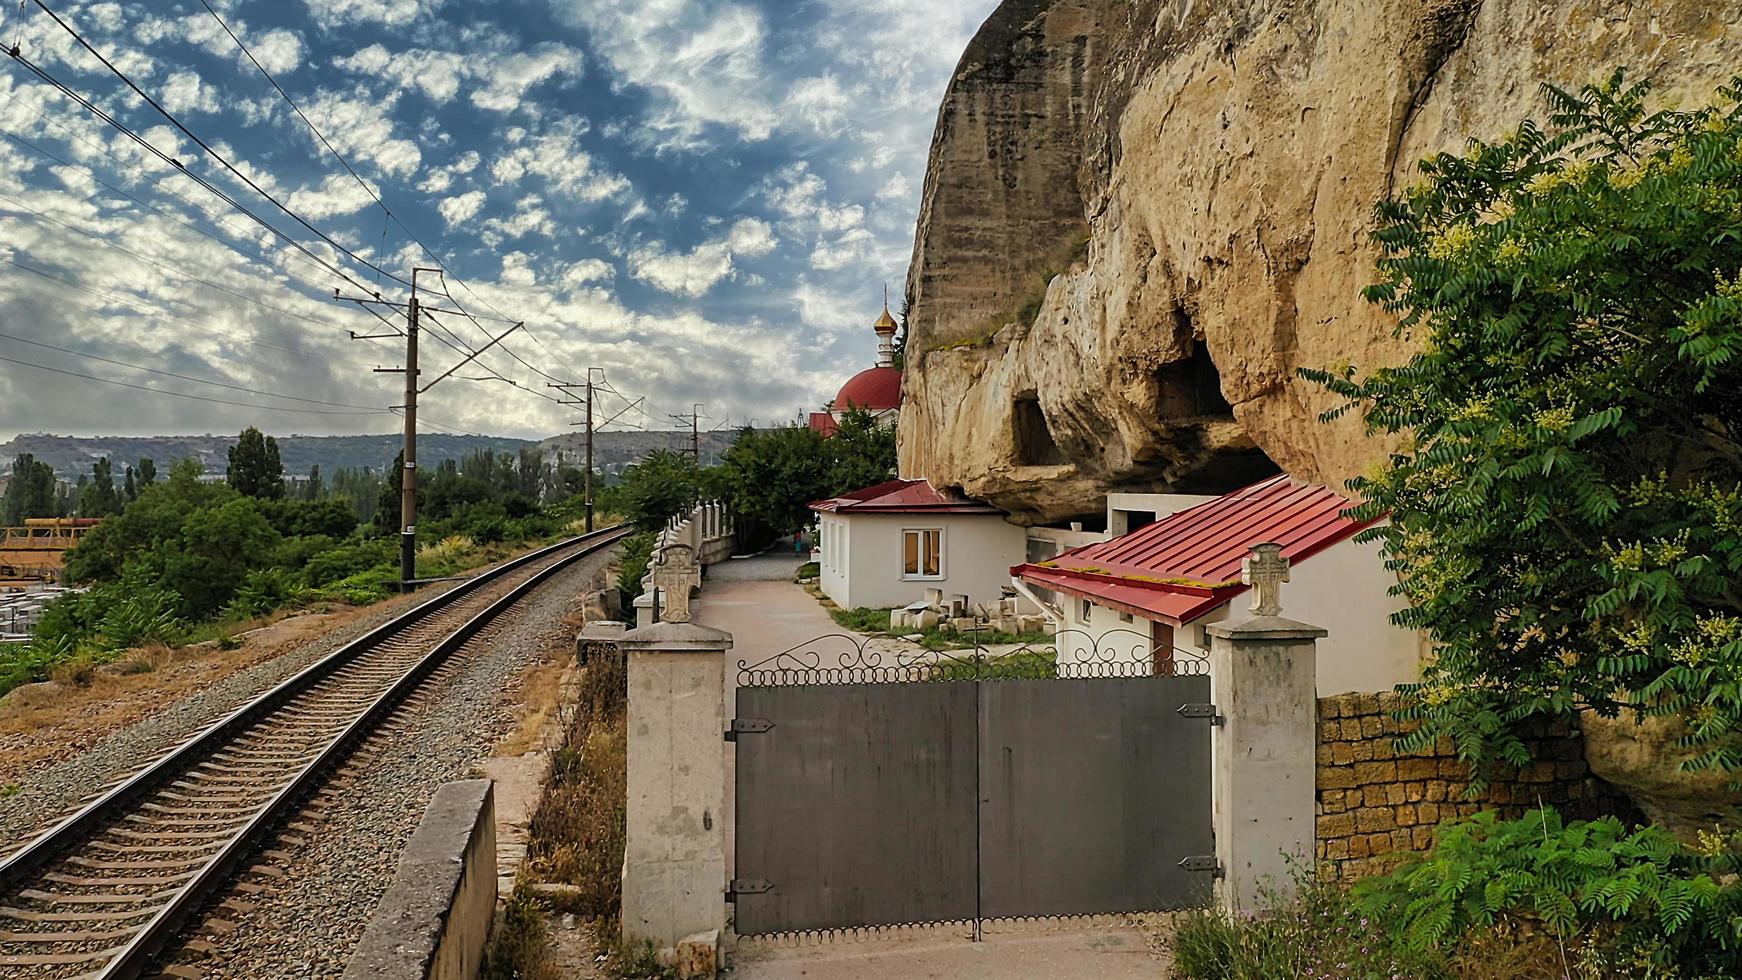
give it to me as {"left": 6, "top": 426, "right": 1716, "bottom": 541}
{"left": 300, "top": 538, "right": 395, "bottom": 588}
{"left": 1302, "top": 72, "right": 1742, "bottom": 776}
{"left": 615, "top": 532, "right": 657, "bottom": 603}
{"left": 225, "top": 426, "right": 285, "bottom": 499}
{"left": 602, "top": 449, "right": 702, "bottom": 533}
{"left": 710, "top": 413, "right": 897, "bottom": 552}
{"left": 1356, "top": 810, "right": 1742, "bottom": 972}
{"left": 3, "top": 452, "right": 61, "bottom": 523}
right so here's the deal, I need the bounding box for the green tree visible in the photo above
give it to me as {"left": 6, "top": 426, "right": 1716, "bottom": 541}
{"left": 1304, "top": 72, "right": 1742, "bottom": 777}
{"left": 304, "top": 464, "right": 323, "bottom": 501}
{"left": 712, "top": 425, "right": 835, "bottom": 551}
{"left": 226, "top": 426, "right": 285, "bottom": 499}
{"left": 77, "top": 457, "right": 122, "bottom": 517}
{"left": 3, "top": 453, "right": 58, "bottom": 525}
{"left": 122, "top": 465, "right": 137, "bottom": 503}
{"left": 828, "top": 409, "right": 898, "bottom": 492}
{"left": 137, "top": 457, "right": 156, "bottom": 488}
{"left": 608, "top": 449, "right": 701, "bottom": 532}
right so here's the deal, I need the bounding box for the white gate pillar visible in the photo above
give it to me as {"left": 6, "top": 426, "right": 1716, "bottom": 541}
{"left": 1206, "top": 544, "right": 1323, "bottom": 914}
{"left": 619, "top": 615, "right": 732, "bottom": 973}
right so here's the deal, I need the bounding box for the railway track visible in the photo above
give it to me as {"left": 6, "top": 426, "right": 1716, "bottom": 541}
{"left": 0, "top": 526, "right": 628, "bottom": 979}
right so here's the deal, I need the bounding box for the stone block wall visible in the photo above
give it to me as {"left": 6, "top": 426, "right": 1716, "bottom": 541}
{"left": 1316, "top": 692, "right": 1632, "bottom": 881}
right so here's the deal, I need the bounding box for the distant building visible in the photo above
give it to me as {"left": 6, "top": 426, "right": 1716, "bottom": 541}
{"left": 811, "top": 479, "right": 1026, "bottom": 611}
{"left": 808, "top": 303, "right": 902, "bottom": 437}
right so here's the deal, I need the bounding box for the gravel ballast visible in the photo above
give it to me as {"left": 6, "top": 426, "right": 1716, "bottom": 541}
{"left": 190, "top": 550, "right": 612, "bottom": 979}
{"left": 0, "top": 579, "right": 471, "bottom": 852}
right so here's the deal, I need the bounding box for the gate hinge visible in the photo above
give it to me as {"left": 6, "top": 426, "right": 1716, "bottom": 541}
{"left": 1176, "top": 702, "right": 1224, "bottom": 726}
{"left": 725, "top": 717, "right": 773, "bottom": 741}
{"left": 726, "top": 878, "right": 773, "bottom": 901}
{"left": 1178, "top": 855, "right": 1223, "bottom": 878}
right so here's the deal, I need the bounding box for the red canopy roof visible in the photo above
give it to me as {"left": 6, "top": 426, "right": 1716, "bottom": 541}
{"left": 810, "top": 479, "right": 1004, "bottom": 515}
{"left": 1013, "top": 475, "right": 1375, "bottom": 625}
{"left": 806, "top": 411, "right": 839, "bottom": 436}
{"left": 834, "top": 365, "right": 902, "bottom": 411}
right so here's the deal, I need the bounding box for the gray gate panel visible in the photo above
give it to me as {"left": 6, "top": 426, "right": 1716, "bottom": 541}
{"left": 735, "top": 682, "right": 977, "bottom": 934}
{"left": 979, "top": 675, "right": 1213, "bottom": 918}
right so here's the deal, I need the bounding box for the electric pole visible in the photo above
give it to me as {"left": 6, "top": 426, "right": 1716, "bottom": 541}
{"left": 340, "top": 270, "right": 523, "bottom": 589}
{"left": 668, "top": 403, "right": 704, "bottom": 463}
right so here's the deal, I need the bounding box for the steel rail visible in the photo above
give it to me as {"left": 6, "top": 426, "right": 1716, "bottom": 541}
{"left": 0, "top": 524, "right": 628, "bottom": 978}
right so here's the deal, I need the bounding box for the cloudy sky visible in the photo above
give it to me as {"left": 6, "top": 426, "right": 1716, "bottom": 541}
{"left": 0, "top": 0, "right": 999, "bottom": 443}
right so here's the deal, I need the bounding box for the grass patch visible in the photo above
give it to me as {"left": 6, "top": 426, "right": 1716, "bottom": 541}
{"left": 525, "top": 642, "right": 628, "bottom": 917}
{"left": 829, "top": 606, "right": 894, "bottom": 633}
{"left": 481, "top": 889, "right": 562, "bottom": 980}
{"left": 794, "top": 561, "right": 819, "bottom": 582}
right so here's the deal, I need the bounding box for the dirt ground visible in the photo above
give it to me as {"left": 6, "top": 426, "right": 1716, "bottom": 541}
{"left": 0, "top": 594, "right": 432, "bottom": 789}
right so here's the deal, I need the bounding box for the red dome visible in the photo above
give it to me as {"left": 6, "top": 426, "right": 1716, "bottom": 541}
{"left": 834, "top": 366, "right": 902, "bottom": 411}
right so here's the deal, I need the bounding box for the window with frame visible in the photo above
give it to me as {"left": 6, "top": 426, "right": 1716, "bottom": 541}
{"left": 901, "top": 528, "right": 943, "bottom": 579}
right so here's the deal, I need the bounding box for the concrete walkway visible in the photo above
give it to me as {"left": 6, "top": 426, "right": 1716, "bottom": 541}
{"left": 731, "top": 923, "right": 1171, "bottom": 979}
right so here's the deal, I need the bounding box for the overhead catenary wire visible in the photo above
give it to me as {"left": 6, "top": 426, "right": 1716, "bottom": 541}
{"left": 0, "top": 352, "right": 390, "bottom": 415}
{"left": 0, "top": 330, "right": 388, "bottom": 411}
{"left": 5, "top": 52, "right": 392, "bottom": 300}
{"left": 3, "top": 256, "right": 367, "bottom": 366}
{"left": 19, "top": 0, "right": 413, "bottom": 290}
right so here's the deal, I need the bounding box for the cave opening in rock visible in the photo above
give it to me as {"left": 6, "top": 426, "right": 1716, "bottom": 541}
{"left": 1155, "top": 342, "right": 1234, "bottom": 420}
{"left": 1013, "top": 393, "right": 1067, "bottom": 466}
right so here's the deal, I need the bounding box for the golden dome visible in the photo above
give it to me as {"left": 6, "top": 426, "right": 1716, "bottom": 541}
{"left": 873, "top": 304, "right": 898, "bottom": 332}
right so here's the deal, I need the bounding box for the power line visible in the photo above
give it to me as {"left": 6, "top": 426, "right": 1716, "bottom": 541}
{"left": 0, "top": 352, "right": 389, "bottom": 415}
{"left": 0, "top": 189, "right": 362, "bottom": 331}
{"left": 0, "top": 92, "right": 367, "bottom": 293}
{"left": 2, "top": 256, "right": 361, "bottom": 366}
{"left": 20, "top": 0, "right": 411, "bottom": 290}
{"left": 0, "top": 117, "right": 371, "bottom": 309}
{"left": 0, "top": 330, "right": 387, "bottom": 411}
{"left": 6, "top": 50, "right": 389, "bottom": 299}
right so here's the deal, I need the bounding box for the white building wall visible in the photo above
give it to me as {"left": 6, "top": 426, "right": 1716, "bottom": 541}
{"left": 822, "top": 513, "right": 1027, "bottom": 611}
{"left": 817, "top": 514, "right": 849, "bottom": 607}
{"left": 1104, "top": 492, "right": 1218, "bottom": 537}
{"left": 1053, "top": 533, "right": 1418, "bottom": 693}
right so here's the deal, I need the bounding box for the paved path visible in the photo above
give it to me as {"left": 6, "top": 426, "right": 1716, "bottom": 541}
{"left": 731, "top": 923, "right": 1171, "bottom": 979}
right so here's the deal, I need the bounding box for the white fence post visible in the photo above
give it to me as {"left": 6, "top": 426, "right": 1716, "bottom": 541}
{"left": 1206, "top": 544, "right": 1323, "bottom": 914}
{"left": 619, "top": 616, "right": 732, "bottom": 975}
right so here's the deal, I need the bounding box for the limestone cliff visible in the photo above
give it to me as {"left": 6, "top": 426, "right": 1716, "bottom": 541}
{"left": 900, "top": 0, "right": 1742, "bottom": 524}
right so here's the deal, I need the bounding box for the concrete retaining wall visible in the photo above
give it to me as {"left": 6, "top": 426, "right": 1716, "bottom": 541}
{"left": 343, "top": 780, "right": 498, "bottom": 980}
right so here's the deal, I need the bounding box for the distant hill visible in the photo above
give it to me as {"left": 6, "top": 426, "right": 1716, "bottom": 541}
{"left": 0, "top": 429, "right": 756, "bottom": 480}
{"left": 0, "top": 433, "right": 534, "bottom": 480}
{"left": 536, "top": 428, "right": 750, "bottom": 472}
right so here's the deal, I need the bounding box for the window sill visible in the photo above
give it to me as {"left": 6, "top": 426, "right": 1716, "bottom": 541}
{"left": 901, "top": 574, "right": 945, "bottom": 582}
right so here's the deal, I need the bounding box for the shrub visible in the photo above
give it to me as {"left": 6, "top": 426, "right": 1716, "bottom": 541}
{"left": 301, "top": 539, "right": 395, "bottom": 588}
{"left": 1302, "top": 71, "right": 1742, "bottom": 777}
{"left": 97, "top": 590, "right": 183, "bottom": 650}
{"left": 228, "top": 567, "right": 306, "bottom": 618}
{"left": 615, "top": 532, "right": 657, "bottom": 603}
{"left": 1355, "top": 809, "right": 1742, "bottom": 975}
{"left": 480, "top": 890, "right": 560, "bottom": 980}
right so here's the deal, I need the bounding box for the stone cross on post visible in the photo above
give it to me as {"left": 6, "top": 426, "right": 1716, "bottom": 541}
{"left": 1241, "top": 542, "right": 1289, "bottom": 617}
{"left": 652, "top": 543, "right": 696, "bottom": 623}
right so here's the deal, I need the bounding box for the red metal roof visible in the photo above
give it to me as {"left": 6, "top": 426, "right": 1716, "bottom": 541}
{"left": 834, "top": 365, "right": 902, "bottom": 411}
{"left": 806, "top": 411, "right": 839, "bottom": 436}
{"left": 1012, "top": 475, "right": 1375, "bottom": 625}
{"left": 810, "top": 478, "right": 1004, "bottom": 515}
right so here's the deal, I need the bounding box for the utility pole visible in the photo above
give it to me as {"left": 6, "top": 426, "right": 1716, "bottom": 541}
{"left": 668, "top": 403, "right": 704, "bottom": 463}
{"left": 340, "top": 270, "right": 523, "bottom": 590}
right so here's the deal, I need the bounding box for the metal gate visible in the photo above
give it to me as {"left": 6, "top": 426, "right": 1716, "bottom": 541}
{"left": 730, "top": 630, "right": 1215, "bottom": 936}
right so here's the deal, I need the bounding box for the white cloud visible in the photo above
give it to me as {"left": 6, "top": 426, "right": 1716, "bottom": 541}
{"left": 562, "top": 258, "right": 614, "bottom": 288}
{"left": 438, "top": 190, "right": 486, "bottom": 227}
{"left": 549, "top": 0, "right": 776, "bottom": 147}
{"left": 334, "top": 44, "right": 467, "bottom": 103}
{"left": 253, "top": 30, "right": 305, "bottom": 74}
{"left": 416, "top": 150, "right": 481, "bottom": 195}
{"left": 627, "top": 238, "right": 733, "bottom": 298}
{"left": 489, "top": 122, "right": 629, "bottom": 202}
{"left": 785, "top": 75, "right": 850, "bottom": 137}
{"left": 304, "top": 88, "right": 421, "bottom": 177}
{"left": 160, "top": 71, "right": 220, "bottom": 115}
{"left": 876, "top": 173, "right": 912, "bottom": 202}
{"left": 306, "top": 0, "right": 434, "bottom": 29}
{"left": 285, "top": 174, "right": 378, "bottom": 221}
{"left": 727, "top": 218, "right": 777, "bottom": 257}
{"left": 471, "top": 43, "right": 584, "bottom": 113}
{"left": 809, "top": 227, "right": 875, "bottom": 271}
{"left": 482, "top": 195, "right": 555, "bottom": 241}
